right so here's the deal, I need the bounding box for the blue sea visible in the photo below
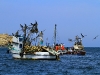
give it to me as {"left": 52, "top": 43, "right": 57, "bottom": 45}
{"left": 0, "top": 47, "right": 100, "bottom": 75}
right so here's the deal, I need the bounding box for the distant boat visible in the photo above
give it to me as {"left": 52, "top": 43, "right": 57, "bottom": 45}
{"left": 8, "top": 22, "right": 60, "bottom": 60}
{"left": 67, "top": 36, "right": 86, "bottom": 55}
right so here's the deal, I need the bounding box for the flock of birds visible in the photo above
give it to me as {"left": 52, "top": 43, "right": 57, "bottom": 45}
{"left": 13, "top": 31, "right": 99, "bottom": 43}
{"left": 11, "top": 21, "right": 99, "bottom": 43}
{"left": 68, "top": 33, "right": 99, "bottom": 42}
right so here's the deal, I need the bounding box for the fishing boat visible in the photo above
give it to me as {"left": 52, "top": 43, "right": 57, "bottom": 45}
{"left": 8, "top": 22, "right": 60, "bottom": 60}
{"left": 73, "top": 36, "right": 86, "bottom": 55}
{"left": 67, "top": 36, "right": 86, "bottom": 55}
{"left": 52, "top": 24, "right": 67, "bottom": 55}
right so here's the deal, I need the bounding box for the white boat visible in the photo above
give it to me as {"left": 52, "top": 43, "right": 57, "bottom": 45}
{"left": 73, "top": 36, "right": 86, "bottom": 55}
{"left": 68, "top": 36, "right": 86, "bottom": 55}
{"left": 8, "top": 22, "right": 60, "bottom": 60}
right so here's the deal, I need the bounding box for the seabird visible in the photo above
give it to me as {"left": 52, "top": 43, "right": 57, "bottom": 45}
{"left": 93, "top": 35, "right": 99, "bottom": 39}
{"left": 81, "top": 33, "right": 87, "bottom": 38}
{"left": 68, "top": 38, "right": 73, "bottom": 42}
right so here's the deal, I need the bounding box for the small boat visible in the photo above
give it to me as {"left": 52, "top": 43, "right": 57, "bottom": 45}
{"left": 8, "top": 22, "right": 60, "bottom": 60}
{"left": 68, "top": 35, "right": 86, "bottom": 55}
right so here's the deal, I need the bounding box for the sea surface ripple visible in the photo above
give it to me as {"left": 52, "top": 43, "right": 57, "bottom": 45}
{"left": 0, "top": 47, "right": 100, "bottom": 75}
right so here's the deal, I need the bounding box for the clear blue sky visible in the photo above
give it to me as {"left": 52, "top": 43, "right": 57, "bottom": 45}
{"left": 0, "top": 0, "right": 100, "bottom": 47}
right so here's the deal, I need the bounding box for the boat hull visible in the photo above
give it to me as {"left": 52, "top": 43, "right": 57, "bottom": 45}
{"left": 77, "top": 51, "right": 86, "bottom": 55}
{"left": 11, "top": 52, "right": 58, "bottom": 60}
{"left": 57, "top": 49, "right": 86, "bottom": 55}
{"left": 57, "top": 50, "right": 67, "bottom": 55}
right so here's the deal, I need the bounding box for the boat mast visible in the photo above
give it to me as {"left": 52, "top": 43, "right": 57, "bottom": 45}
{"left": 54, "top": 24, "right": 57, "bottom": 45}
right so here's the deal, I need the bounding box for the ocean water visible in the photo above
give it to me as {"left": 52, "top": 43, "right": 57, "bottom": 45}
{"left": 0, "top": 47, "right": 100, "bottom": 75}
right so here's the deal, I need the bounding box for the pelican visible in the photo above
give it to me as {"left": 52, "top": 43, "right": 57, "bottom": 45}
{"left": 68, "top": 38, "right": 73, "bottom": 42}
{"left": 81, "top": 33, "right": 87, "bottom": 38}
{"left": 93, "top": 35, "right": 99, "bottom": 39}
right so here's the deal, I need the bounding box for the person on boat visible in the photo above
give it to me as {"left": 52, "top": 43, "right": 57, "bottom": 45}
{"left": 69, "top": 48, "right": 73, "bottom": 52}
{"left": 40, "top": 37, "right": 43, "bottom": 46}
{"left": 66, "top": 47, "right": 68, "bottom": 50}
{"left": 38, "top": 31, "right": 44, "bottom": 46}
{"left": 60, "top": 43, "right": 62, "bottom": 47}
{"left": 57, "top": 44, "right": 61, "bottom": 50}
{"left": 61, "top": 43, "right": 65, "bottom": 50}
{"left": 55, "top": 43, "right": 58, "bottom": 51}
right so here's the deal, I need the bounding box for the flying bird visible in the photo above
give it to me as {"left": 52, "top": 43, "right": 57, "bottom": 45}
{"left": 42, "top": 29, "right": 46, "bottom": 32}
{"left": 93, "top": 35, "right": 99, "bottom": 40}
{"left": 81, "top": 33, "right": 87, "bottom": 38}
{"left": 68, "top": 38, "right": 73, "bottom": 42}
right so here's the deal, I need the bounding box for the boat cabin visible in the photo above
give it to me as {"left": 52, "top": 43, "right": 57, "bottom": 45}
{"left": 12, "top": 36, "right": 23, "bottom": 51}
{"left": 74, "top": 37, "right": 84, "bottom": 50}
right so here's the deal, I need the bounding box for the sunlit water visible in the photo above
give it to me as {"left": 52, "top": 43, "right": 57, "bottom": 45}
{"left": 0, "top": 47, "right": 100, "bottom": 75}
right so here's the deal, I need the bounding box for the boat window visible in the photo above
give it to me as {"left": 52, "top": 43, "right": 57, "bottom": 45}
{"left": 19, "top": 44, "right": 22, "bottom": 48}
{"left": 19, "top": 38, "right": 23, "bottom": 42}
{"left": 14, "top": 43, "right": 18, "bottom": 46}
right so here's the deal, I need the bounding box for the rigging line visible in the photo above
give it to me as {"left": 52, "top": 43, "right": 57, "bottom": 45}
{"left": 54, "top": 30, "right": 61, "bottom": 43}
{"left": 51, "top": 35, "right": 60, "bottom": 44}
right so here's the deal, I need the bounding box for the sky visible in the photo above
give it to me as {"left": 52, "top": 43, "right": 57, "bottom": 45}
{"left": 0, "top": 0, "right": 100, "bottom": 47}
